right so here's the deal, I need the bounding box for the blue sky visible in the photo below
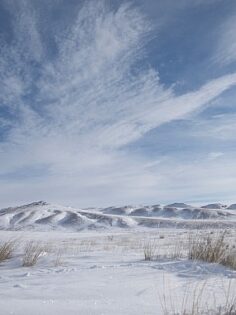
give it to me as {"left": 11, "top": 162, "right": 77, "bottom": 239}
{"left": 1, "top": 0, "right": 236, "bottom": 208}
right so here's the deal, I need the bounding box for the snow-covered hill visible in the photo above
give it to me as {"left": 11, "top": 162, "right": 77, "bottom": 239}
{"left": 0, "top": 201, "right": 236, "bottom": 231}
{"left": 101, "top": 204, "right": 234, "bottom": 219}
{"left": 0, "top": 201, "right": 136, "bottom": 231}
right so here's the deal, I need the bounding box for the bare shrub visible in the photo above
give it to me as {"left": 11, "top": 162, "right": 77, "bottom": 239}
{"left": 188, "top": 232, "right": 236, "bottom": 270}
{"left": 0, "top": 240, "right": 16, "bottom": 262}
{"left": 22, "top": 241, "right": 46, "bottom": 267}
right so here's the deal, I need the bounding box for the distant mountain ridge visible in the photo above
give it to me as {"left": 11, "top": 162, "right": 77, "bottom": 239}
{"left": 0, "top": 201, "right": 235, "bottom": 231}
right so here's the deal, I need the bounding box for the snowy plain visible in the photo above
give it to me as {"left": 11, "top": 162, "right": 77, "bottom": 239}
{"left": 0, "top": 202, "right": 235, "bottom": 315}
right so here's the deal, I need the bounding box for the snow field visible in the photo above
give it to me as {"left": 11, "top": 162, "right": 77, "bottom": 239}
{"left": 0, "top": 228, "right": 235, "bottom": 314}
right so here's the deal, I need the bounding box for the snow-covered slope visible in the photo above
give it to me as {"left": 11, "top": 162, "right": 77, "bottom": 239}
{"left": 0, "top": 201, "right": 135, "bottom": 231}
{"left": 201, "top": 203, "right": 227, "bottom": 209}
{"left": 0, "top": 201, "right": 236, "bottom": 231}
{"left": 228, "top": 204, "right": 236, "bottom": 210}
{"left": 101, "top": 204, "right": 234, "bottom": 220}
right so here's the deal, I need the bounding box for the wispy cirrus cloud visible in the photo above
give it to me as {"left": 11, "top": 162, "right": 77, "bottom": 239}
{"left": 213, "top": 14, "right": 236, "bottom": 66}
{"left": 0, "top": 0, "right": 236, "bottom": 207}
{"left": 192, "top": 113, "right": 236, "bottom": 141}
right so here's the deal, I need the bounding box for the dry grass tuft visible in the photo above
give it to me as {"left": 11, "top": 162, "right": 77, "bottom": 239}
{"left": 143, "top": 239, "right": 158, "bottom": 261}
{"left": 53, "top": 248, "right": 64, "bottom": 267}
{"left": 188, "top": 232, "right": 236, "bottom": 270}
{"left": 160, "top": 280, "right": 236, "bottom": 315}
{"left": 0, "top": 240, "right": 16, "bottom": 262}
{"left": 22, "top": 241, "right": 46, "bottom": 267}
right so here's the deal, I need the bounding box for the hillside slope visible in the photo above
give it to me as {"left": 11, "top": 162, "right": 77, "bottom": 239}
{"left": 0, "top": 201, "right": 235, "bottom": 231}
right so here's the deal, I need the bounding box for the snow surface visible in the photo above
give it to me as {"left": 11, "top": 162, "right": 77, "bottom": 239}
{"left": 0, "top": 202, "right": 236, "bottom": 314}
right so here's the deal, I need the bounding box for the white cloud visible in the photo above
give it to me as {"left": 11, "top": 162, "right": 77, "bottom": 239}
{"left": 193, "top": 113, "right": 236, "bottom": 140}
{"left": 208, "top": 152, "right": 224, "bottom": 160}
{"left": 214, "top": 14, "right": 236, "bottom": 66}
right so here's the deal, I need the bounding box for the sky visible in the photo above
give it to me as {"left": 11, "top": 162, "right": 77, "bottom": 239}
{"left": 1, "top": 0, "right": 236, "bottom": 208}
